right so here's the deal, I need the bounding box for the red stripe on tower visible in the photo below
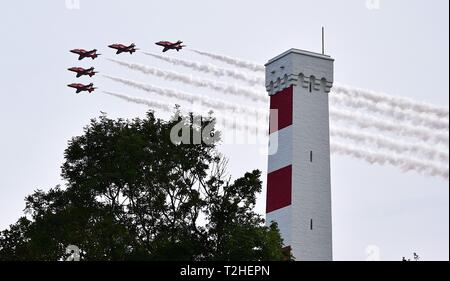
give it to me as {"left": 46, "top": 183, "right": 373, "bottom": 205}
{"left": 266, "top": 165, "right": 292, "bottom": 213}
{"left": 269, "top": 86, "right": 293, "bottom": 134}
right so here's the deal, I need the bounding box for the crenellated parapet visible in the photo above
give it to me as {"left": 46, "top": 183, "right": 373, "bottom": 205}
{"left": 265, "top": 49, "right": 334, "bottom": 95}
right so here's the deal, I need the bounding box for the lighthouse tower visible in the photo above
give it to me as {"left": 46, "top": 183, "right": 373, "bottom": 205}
{"left": 265, "top": 49, "right": 334, "bottom": 261}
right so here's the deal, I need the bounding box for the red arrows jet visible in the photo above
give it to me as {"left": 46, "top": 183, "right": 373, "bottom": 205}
{"left": 67, "top": 83, "right": 96, "bottom": 93}
{"left": 108, "top": 43, "right": 138, "bottom": 54}
{"left": 67, "top": 67, "right": 97, "bottom": 78}
{"left": 155, "top": 40, "right": 186, "bottom": 52}
{"left": 70, "top": 49, "right": 101, "bottom": 60}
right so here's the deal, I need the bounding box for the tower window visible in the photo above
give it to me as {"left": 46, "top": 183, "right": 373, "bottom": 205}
{"left": 310, "top": 219, "right": 313, "bottom": 230}
{"left": 310, "top": 151, "right": 313, "bottom": 162}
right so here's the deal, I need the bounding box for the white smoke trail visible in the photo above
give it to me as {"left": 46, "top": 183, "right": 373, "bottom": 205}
{"left": 330, "top": 126, "right": 449, "bottom": 165}
{"left": 105, "top": 76, "right": 449, "bottom": 163}
{"left": 102, "top": 90, "right": 448, "bottom": 180}
{"left": 329, "top": 108, "right": 449, "bottom": 147}
{"left": 330, "top": 93, "right": 449, "bottom": 131}
{"left": 102, "top": 91, "right": 264, "bottom": 134}
{"left": 334, "top": 84, "right": 449, "bottom": 119}
{"left": 241, "top": 105, "right": 448, "bottom": 148}
{"left": 244, "top": 106, "right": 448, "bottom": 148}
{"left": 249, "top": 119, "right": 448, "bottom": 167}
{"left": 103, "top": 75, "right": 266, "bottom": 117}
{"left": 102, "top": 91, "right": 172, "bottom": 111}
{"left": 331, "top": 142, "right": 449, "bottom": 181}
{"left": 190, "top": 49, "right": 265, "bottom": 72}
{"left": 244, "top": 105, "right": 449, "bottom": 148}
{"left": 103, "top": 52, "right": 450, "bottom": 180}
{"left": 188, "top": 50, "right": 448, "bottom": 127}
{"left": 143, "top": 52, "right": 265, "bottom": 87}
{"left": 233, "top": 113, "right": 449, "bottom": 177}
{"left": 107, "top": 58, "right": 267, "bottom": 102}
{"left": 109, "top": 56, "right": 448, "bottom": 134}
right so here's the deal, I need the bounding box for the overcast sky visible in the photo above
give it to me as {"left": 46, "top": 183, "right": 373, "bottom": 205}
{"left": 0, "top": 0, "right": 448, "bottom": 261}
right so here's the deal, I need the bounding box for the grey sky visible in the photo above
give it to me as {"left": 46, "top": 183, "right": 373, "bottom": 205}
{"left": 0, "top": 0, "right": 448, "bottom": 261}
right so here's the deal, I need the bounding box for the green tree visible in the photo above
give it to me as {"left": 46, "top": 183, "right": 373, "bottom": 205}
{"left": 0, "top": 110, "right": 287, "bottom": 261}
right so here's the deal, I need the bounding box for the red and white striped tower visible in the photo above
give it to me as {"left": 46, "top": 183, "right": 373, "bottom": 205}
{"left": 265, "top": 49, "right": 334, "bottom": 261}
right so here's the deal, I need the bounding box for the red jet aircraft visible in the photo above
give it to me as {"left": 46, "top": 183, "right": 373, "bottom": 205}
{"left": 108, "top": 43, "right": 138, "bottom": 54}
{"left": 67, "top": 67, "right": 97, "bottom": 78}
{"left": 155, "top": 40, "right": 186, "bottom": 52}
{"left": 70, "top": 49, "right": 101, "bottom": 60}
{"left": 67, "top": 83, "right": 96, "bottom": 93}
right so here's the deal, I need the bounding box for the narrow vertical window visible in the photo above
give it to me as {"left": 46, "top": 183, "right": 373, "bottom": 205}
{"left": 310, "top": 151, "right": 313, "bottom": 162}
{"left": 310, "top": 219, "right": 313, "bottom": 230}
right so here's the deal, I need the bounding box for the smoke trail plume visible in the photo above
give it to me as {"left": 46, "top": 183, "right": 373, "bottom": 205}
{"left": 186, "top": 51, "right": 448, "bottom": 126}
{"left": 330, "top": 126, "right": 449, "bottom": 165}
{"left": 102, "top": 91, "right": 264, "bottom": 135}
{"left": 105, "top": 75, "right": 449, "bottom": 155}
{"left": 108, "top": 57, "right": 448, "bottom": 134}
{"left": 103, "top": 75, "right": 266, "bottom": 117}
{"left": 143, "top": 52, "right": 265, "bottom": 87}
{"left": 102, "top": 90, "right": 449, "bottom": 180}
{"left": 331, "top": 142, "right": 449, "bottom": 181}
{"left": 334, "top": 84, "right": 449, "bottom": 119}
{"left": 190, "top": 49, "right": 265, "bottom": 72}
{"left": 107, "top": 58, "right": 267, "bottom": 102}
{"left": 245, "top": 106, "right": 448, "bottom": 148}
{"left": 102, "top": 91, "right": 172, "bottom": 111}
{"left": 185, "top": 50, "right": 448, "bottom": 129}
{"left": 240, "top": 105, "right": 448, "bottom": 149}
{"left": 330, "top": 108, "right": 449, "bottom": 147}
{"left": 330, "top": 93, "right": 449, "bottom": 131}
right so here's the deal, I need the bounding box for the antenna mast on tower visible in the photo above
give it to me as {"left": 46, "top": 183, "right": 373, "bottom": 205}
{"left": 322, "top": 27, "right": 325, "bottom": 54}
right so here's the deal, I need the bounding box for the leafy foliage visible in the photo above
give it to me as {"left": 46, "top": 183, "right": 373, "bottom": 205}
{"left": 0, "top": 110, "right": 286, "bottom": 261}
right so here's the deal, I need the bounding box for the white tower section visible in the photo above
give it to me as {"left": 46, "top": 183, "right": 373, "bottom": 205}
{"left": 265, "top": 49, "right": 334, "bottom": 261}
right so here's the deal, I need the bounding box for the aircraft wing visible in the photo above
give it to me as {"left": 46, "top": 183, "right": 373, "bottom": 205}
{"left": 163, "top": 47, "right": 169, "bottom": 52}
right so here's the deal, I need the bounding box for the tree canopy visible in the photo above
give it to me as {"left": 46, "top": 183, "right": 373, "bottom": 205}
{"left": 0, "top": 110, "right": 286, "bottom": 261}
